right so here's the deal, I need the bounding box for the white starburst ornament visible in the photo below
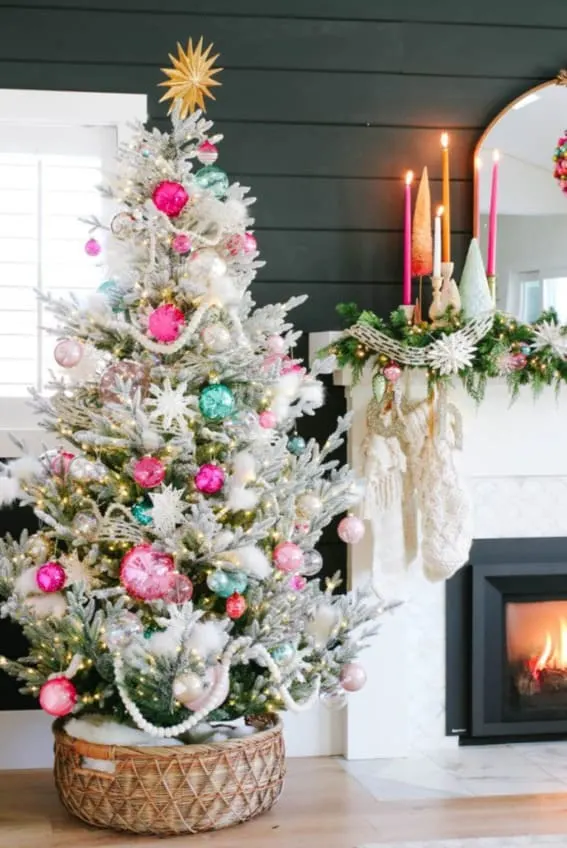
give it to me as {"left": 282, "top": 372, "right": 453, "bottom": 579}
{"left": 531, "top": 320, "right": 567, "bottom": 357}
{"left": 426, "top": 332, "right": 476, "bottom": 376}
{"left": 148, "top": 379, "right": 195, "bottom": 430}
{"left": 149, "top": 486, "right": 187, "bottom": 536}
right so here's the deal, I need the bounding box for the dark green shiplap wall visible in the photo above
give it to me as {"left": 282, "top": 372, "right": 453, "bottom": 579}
{"left": 1, "top": 0, "right": 565, "bottom": 707}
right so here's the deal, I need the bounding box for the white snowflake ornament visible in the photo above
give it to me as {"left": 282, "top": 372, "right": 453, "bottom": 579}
{"left": 426, "top": 331, "right": 476, "bottom": 376}
{"left": 148, "top": 379, "right": 196, "bottom": 430}
{"left": 531, "top": 320, "right": 567, "bottom": 357}
{"left": 149, "top": 485, "right": 187, "bottom": 536}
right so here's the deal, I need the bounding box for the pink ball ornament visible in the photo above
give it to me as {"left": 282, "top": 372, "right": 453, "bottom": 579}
{"left": 511, "top": 352, "right": 528, "bottom": 371}
{"left": 39, "top": 677, "right": 77, "bottom": 717}
{"left": 152, "top": 180, "right": 189, "bottom": 218}
{"left": 148, "top": 304, "right": 186, "bottom": 343}
{"left": 183, "top": 663, "right": 229, "bottom": 712}
{"left": 339, "top": 662, "right": 367, "bottom": 692}
{"left": 259, "top": 409, "right": 277, "bottom": 429}
{"left": 197, "top": 140, "right": 219, "bottom": 166}
{"left": 50, "top": 450, "right": 74, "bottom": 477}
{"left": 242, "top": 232, "right": 257, "bottom": 254}
{"left": 54, "top": 339, "right": 83, "bottom": 368}
{"left": 226, "top": 234, "right": 244, "bottom": 255}
{"left": 36, "top": 561, "right": 66, "bottom": 593}
{"left": 226, "top": 592, "right": 247, "bottom": 620}
{"left": 120, "top": 543, "right": 174, "bottom": 601}
{"left": 84, "top": 238, "right": 101, "bottom": 257}
{"left": 163, "top": 573, "right": 194, "bottom": 605}
{"left": 266, "top": 335, "right": 286, "bottom": 355}
{"left": 337, "top": 515, "right": 365, "bottom": 545}
{"left": 289, "top": 574, "right": 307, "bottom": 591}
{"left": 99, "top": 360, "right": 148, "bottom": 404}
{"left": 273, "top": 541, "right": 304, "bottom": 573}
{"left": 383, "top": 362, "right": 402, "bottom": 382}
{"left": 195, "top": 463, "right": 225, "bottom": 494}
{"left": 171, "top": 233, "right": 192, "bottom": 254}
{"left": 133, "top": 456, "right": 166, "bottom": 489}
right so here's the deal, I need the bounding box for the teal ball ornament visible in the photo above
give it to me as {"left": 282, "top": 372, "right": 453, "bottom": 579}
{"left": 131, "top": 501, "right": 153, "bottom": 526}
{"left": 287, "top": 435, "right": 306, "bottom": 455}
{"left": 207, "top": 570, "right": 233, "bottom": 598}
{"left": 199, "top": 383, "right": 235, "bottom": 421}
{"left": 98, "top": 279, "right": 123, "bottom": 312}
{"left": 226, "top": 571, "right": 248, "bottom": 595}
{"left": 194, "top": 165, "right": 230, "bottom": 198}
{"left": 271, "top": 643, "right": 294, "bottom": 664}
{"left": 520, "top": 344, "right": 531, "bottom": 355}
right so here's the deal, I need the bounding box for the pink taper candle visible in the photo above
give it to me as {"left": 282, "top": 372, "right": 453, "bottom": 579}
{"left": 403, "top": 170, "right": 414, "bottom": 305}
{"left": 486, "top": 150, "right": 499, "bottom": 277}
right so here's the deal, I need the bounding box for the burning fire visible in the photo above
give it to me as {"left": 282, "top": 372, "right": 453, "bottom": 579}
{"left": 529, "top": 617, "right": 567, "bottom": 676}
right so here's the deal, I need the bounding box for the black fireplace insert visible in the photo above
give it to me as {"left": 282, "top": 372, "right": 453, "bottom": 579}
{"left": 446, "top": 537, "right": 567, "bottom": 744}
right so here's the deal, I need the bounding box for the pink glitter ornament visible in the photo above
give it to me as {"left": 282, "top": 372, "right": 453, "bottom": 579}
{"left": 148, "top": 304, "right": 186, "bottom": 343}
{"left": 273, "top": 541, "right": 304, "bottom": 573}
{"left": 259, "top": 409, "right": 277, "bottom": 429}
{"left": 163, "top": 573, "right": 194, "bottom": 604}
{"left": 133, "top": 456, "right": 166, "bottom": 489}
{"left": 337, "top": 515, "right": 365, "bottom": 545}
{"left": 266, "top": 335, "right": 286, "bottom": 355}
{"left": 99, "top": 360, "right": 148, "bottom": 404}
{"left": 242, "top": 232, "right": 257, "bottom": 254}
{"left": 383, "top": 362, "right": 402, "bottom": 382}
{"left": 184, "top": 663, "right": 229, "bottom": 712}
{"left": 226, "top": 592, "right": 247, "bottom": 619}
{"left": 195, "top": 463, "right": 225, "bottom": 494}
{"left": 54, "top": 339, "right": 83, "bottom": 368}
{"left": 171, "top": 233, "right": 192, "bottom": 254}
{"left": 84, "top": 238, "right": 101, "bottom": 257}
{"left": 226, "top": 234, "right": 244, "bottom": 255}
{"left": 339, "top": 662, "right": 367, "bottom": 692}
{"left": 152, "top": 181, "right": 189, "bottom": 218}
{"left": 294, "top": 520, "right": 310, "bottom": 535}
{"left": 39, "top": 677, "right": 77, "bottom": 717}
{"left": 511, "top": 352, "right": 528, "bottom": 371}
{"left": 36, "top": 561, "right": 66, "bottom": 593}
{"left": 50, "top": 450, "right": 74, "bottom": 477}
{"left": 120, "top": 543, "right": 174, "bottom": 601}
{"left": 197, "top": 140, "right": 219, "bottom": 166}
{"left": 289, "top": 574, "right": 307, "bottom": 591}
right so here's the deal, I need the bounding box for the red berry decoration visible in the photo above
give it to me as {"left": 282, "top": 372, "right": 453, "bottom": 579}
{"left": 152, "top": 181, "right": 189, "bottom": 217}
{"left": 39, "top": 677, "right": 77, "bottom": 717}
{"left": 226, "top": 592, "right": 247, "bottom": 619}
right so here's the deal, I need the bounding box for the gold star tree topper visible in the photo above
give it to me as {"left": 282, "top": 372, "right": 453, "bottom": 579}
{"left": 159, "top": 37, "right": 222, "bottom": 119}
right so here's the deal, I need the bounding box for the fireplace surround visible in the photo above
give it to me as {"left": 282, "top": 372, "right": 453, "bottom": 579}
{"left": 447, "top": 537, "right": 567, "bottom": 744}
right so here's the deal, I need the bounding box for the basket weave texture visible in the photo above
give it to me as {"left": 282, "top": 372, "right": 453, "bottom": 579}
{"left": 53, "top": 715, "right": 286, "bottom": 836}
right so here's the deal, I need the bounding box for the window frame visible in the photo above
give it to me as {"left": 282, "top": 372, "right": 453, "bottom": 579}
{"left": 0, "top": 89, "right": 147, "bottom": 457}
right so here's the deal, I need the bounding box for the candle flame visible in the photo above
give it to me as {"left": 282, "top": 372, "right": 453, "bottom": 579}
{"left": 493, "top": 149, "right": 500, "bottom": 162}
{"left": 405, "top": 170, "right": 414, "bottom": 185}
{"left": 441, "top": 132, "right": 449, "bottom": 149}
{"left": 436, "top": 205, "right": 444, "bottom": 217}
{"left": 475, "top": 155, "right": 482, "bottom": 169}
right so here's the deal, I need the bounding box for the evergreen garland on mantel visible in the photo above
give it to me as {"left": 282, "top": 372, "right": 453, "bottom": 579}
{"left": 325, "top": 304, "right": 567, "bottom": 402}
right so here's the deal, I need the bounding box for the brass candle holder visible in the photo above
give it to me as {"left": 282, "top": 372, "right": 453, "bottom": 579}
{"left": 487, "top": 274, "right": 496, "bottom": 306}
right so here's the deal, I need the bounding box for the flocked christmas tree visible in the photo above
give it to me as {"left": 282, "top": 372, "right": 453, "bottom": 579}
{"left": 0, "top": 39, "right": 383, "bottom": 738}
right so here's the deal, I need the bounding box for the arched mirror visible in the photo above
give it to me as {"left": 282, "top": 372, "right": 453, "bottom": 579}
{"left": 476, "top": 73, "right": 567, "bottom": 322}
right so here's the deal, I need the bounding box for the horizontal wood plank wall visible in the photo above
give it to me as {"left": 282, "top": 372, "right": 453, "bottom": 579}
{"left": 0, "top": 0, "right": 562, "bottom": 707}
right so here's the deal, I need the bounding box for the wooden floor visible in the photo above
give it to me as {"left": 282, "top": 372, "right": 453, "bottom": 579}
{"left": 3, "top": 759, "right": 567, "bottom": 847}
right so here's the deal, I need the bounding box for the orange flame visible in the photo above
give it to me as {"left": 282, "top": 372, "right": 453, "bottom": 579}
{"left": 533, "top": 617, "right": 567, "bottom": 672}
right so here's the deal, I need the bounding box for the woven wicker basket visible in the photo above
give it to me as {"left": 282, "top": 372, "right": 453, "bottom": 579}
{"left": 53, "top": 715, "right": 286, "bottom": 836}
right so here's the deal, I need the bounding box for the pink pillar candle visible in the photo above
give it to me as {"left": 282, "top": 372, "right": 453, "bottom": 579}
{"left": 486, "top": 151, "right": 499, "bottom": 277}
{"left": 403, "top": 171, "right": 414, "bottom": 305}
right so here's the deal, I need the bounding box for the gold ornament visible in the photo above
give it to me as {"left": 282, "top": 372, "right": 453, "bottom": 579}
{"left": 159, "top": 37, "right": 223, "bottom": 118}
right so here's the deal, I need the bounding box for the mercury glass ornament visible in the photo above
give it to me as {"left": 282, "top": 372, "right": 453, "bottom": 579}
{"left": 99, "top": 361, "right": 148, "bottom": 404}
{"left": 196, "top": 140, "right": 219, "bottom": 165}
{"left": 296, "top": 493, "right": 322, "bottom": 519}
{"left": 287, "top": 435, "right": 306, "bottom": 455}
{"left": 173, "top": 671, "right": 205, "bottom": 706}
{"left": 271, "top": 643, "right": 294, "bottom": 664}
{"left": 54, "top": 338, "right": 83, "bottom": 368}
{"left": 337, "top": 515, "right": 365, "bottom": 545}
{"left": 105, "top": 612, "right": 143, "bottom": 651}
{"left": 163, "top": 573, "right": 194, "bottom": 604}
{"left": 194, "top": 165, "right": 230, "bottom": 198}
{"left": 320, "top": 689, "right": 348, "bottom": 711}
{"left": 25, "top": 535, "right": 50, "bottom": 562}
{"left": 69, "top": 457, "right": 106, "bottom": 483}
{"left": 225, "top": 571, "right": 248, "bottom": 594}
{"left": 131, "top": 501, "right": 153, "bottom": 526}
{"left": 339, "top": 662, "right": 367, "bottom": 692}
{"left": 39, "top": 677, "right": 77, "bottom": 717}
{"left": 301, "top": 549, "right": 323, "bottom": 577}
{"left": 71, "top": 512, "right": 98, "bottom": 539}
{"left": 206, "top": 570, "right": 233, "bottom": 598}
{"left": 201, "top": 323, "right": 231, "bottom": 352}
{"left": 198, "top": 383, "right": 235, "bottom": 421}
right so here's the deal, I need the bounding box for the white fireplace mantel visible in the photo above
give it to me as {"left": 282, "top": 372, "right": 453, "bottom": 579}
{"left": 309, "top": 331, "right": 567, "bottom": 760}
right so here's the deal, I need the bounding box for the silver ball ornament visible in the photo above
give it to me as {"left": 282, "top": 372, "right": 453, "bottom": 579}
{"left": 301, "top": 549, "right": 323, "bottom": 577}
{"left": 105, "top": 612, "right": 143, "bottom": 650}
{"left": 71, "top": 512, "right": 98, "bottom": 539}
{"left": 25, "top": 536, "right": 50, "bottom": 562}
{"left": 201, "top": 323, "right": 231, "bottom": 352}
{"left": 296, "top": 493, "right": 322, "bottom": 519}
